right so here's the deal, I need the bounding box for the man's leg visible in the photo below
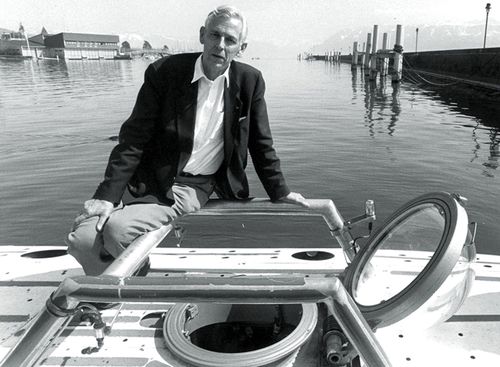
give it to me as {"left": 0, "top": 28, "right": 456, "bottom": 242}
{"left": 102, "top": 180, "right": 214, "bottom": 258}
{"left": 100, "top": 204, "right": 178, "bottom": 259}
{"left": 66, "top": 203, "right": 178, "bottom": 275}
{"left": 67, "top": 176, "right": 215, "bottom": 275}
{"left": 66, "top": 216, "right": 111, "bottom": 276}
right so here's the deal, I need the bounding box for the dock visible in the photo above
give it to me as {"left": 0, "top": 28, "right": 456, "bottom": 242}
{"left": 302, "top": 25, "right": 500, "bottom": 91}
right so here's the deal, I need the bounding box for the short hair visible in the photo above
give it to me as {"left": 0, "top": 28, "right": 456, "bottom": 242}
{"left": 205, "top": 5, "right": 248, "bottom": 43}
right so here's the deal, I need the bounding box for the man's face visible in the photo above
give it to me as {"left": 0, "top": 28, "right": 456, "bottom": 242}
{"left": 199, "top": 15, "right": 247, "bottom": 80}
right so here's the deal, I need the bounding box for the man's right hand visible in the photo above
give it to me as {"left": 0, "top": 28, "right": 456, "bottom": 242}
{"left": 73, "top": 199, "right": 114, "bottom": 232}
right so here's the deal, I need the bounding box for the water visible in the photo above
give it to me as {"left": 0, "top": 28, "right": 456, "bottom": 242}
{"left": 0, "top": 58, "right": 499, "bottom": 254}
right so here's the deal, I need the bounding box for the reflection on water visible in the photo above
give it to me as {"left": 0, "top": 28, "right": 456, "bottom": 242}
{"left": 472, "top": 123, "right": 499, "bottom": 177}
{"left": 351, "top": 69, "right": 401, "bottom": 136}
{"left": 0, "top": 58, "right": 499, "bottom": 254}
{"left": 418, "top": 84, "right": 500, "bottom": 177}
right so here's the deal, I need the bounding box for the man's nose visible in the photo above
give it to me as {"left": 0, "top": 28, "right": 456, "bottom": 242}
{"left": 216, "top": 37, "right": 226, "bottom": 49}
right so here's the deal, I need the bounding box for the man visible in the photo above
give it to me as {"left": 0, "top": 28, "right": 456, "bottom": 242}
{"left": 67, "top": 5, "right": 308, "bottom": 276}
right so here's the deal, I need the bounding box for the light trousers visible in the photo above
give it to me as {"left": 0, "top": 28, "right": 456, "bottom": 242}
{"left": 66, "top": 176, "right": 215, "bottom": 275}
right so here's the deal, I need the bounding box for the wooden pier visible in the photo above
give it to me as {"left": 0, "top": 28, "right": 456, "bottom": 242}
{"left": 301, "top": 24, "right": 500, "bottom": 91}
{"left": 301, "top": 24, "right": 405, "bottom": 83}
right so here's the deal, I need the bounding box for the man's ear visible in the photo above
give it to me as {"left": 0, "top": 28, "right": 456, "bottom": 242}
{"left": 237, "top": 42, "right": 248, "bottom": 57}
{"left": 199, "top": 26, "right": 205, "bottom": 44}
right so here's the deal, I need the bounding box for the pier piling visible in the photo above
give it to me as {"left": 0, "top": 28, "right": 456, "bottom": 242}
{"left": 364, "top": 33, "right": 372, "bottom": 75}
{"left": 369, "top": 25, "right": 379, "bottom": 80}
{"left": 380, "top": 32, "right": 389, "bottom": 76}
{"left": 392, "top": 24, "right": 404, "bottom": 82}
{"left": 352, "top": 41, "right": 358, "bottom": 68}
{"left": 304, "top": 23, "right": 404, "bottom": 84}
{"left": 361, "top": 42, "right": 366, "bottom": 66}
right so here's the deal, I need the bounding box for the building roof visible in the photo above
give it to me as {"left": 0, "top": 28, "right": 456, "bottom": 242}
{"left": 28, "top": 34, "right": 47, "bottom": 45}
{"left": 58, "top": 32, "right": 119, "bottom": 43}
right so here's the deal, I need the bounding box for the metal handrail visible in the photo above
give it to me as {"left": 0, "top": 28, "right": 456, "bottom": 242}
{"left": 1, "top": 198, "right": 388, "bottom": 367}
{"left": 194, "top": 198, "right": 359, "bottom": 261}
{"left": 197, "top": 198, "right": 344, "bottom": 227}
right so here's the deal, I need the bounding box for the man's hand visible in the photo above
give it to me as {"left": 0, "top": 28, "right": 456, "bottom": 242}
{"left": 73, "top": 199, "right": 114, "bottom": 232}
{"left": 279, "top": 192, "right": 310, "bottom": 208}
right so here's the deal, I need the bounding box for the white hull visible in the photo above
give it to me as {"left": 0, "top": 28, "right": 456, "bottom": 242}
{"left": 0, "top": 245, "right": 499, "bottom": 366}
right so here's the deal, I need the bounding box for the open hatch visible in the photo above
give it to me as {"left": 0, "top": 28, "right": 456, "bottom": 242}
{"left": 343, "top": 192, "right": 476, "bottom": 329}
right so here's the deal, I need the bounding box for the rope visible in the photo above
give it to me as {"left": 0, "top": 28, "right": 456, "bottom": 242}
{"left": 403, "top": 57, "right": 460, "bottom": 87}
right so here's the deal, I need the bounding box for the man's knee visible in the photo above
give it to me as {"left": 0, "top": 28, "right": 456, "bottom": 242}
{"left": 172, "top": 184, "right": 206, "bottom": 215}
{"left": 66, "top": 217, "right": 110, "bottom": 275}
{"left": 66, "top": 218, "right": 98, "bottom": 259}
{"left": 174, "top": 198, "right": 201, "bottom": 216}
{"left": 101, "top": 214, "right": 136, "bottom": 258}
{"left": 102, "top": 204, "right": 178, "bottom": 255}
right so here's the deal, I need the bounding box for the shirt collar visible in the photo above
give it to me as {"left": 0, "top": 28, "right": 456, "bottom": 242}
{"left": 191, "top": 54, "right": 230, "bottom": 84}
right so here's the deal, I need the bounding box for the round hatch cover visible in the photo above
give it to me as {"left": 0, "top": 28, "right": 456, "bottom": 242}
{"left": 343, "top": 192, "right": 470, "bottom": 328}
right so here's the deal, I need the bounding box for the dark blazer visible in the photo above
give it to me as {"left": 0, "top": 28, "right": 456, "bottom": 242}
{"left": 93, "top": 53, "right": 290, "bottom": 206}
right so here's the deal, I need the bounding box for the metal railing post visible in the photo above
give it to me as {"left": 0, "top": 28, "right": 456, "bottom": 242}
{"left": 0, "top": 224, "right": 174, "bottom": 367}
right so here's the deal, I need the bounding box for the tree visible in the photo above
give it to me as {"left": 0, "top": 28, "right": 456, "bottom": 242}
{"left": 121, "top": 41, "right": 131, "bottom": 50}
{"left": 162, "top": 44, "right": 169, "bottom": 50}
{"left": 143, "top": 40, "right": 152, "bottom": 50}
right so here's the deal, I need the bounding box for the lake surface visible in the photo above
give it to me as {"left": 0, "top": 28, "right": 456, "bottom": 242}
{"left": 0, "top": 57, "right": 499, "bottom": 254}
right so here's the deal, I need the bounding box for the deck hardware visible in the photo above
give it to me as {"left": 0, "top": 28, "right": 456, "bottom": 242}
{"left": 182, "top": 304, "right": 199, "bottom": 338}
{"left": 322, "top": 313, "right": 358, "bottom": 366}
{"left": 344, "top": 199, "right": 376, "bottom": 228}
{"left": 469, "top": 222, "right": 477, "bottom": 245}
{"left": 174, "top": 225, "right": 186, "bottom": 246}
{"left": 93, "top": 319, "right": 107, "bottom": 348}
{"left": 452, "top": 193, "right": 468, "bottom": 206}
{"left": 185, "top": 304, "right": 199, "bottom": 322}
{"left": 292, "top": 251, "right": 334, "bottom": 261}
{"left": 333, "top": 199, "right": 376, "bottom": 259}
{"left": 463, "top": 222, "right": 478, "bottom": 262}
{"left": 77, "top": 304, "right": 110, "bottom": 350}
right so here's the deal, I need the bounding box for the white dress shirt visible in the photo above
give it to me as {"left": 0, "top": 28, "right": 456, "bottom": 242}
{"left": 182, "top": 55, "right": 228, "bottom": 175}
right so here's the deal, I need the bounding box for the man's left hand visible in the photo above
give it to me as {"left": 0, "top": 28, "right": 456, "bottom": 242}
{"left": 279, "top": 192, "right": 310, "bottom": 208}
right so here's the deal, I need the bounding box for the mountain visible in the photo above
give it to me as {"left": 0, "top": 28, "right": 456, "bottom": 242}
{"left": 242, "top": 39, "right": 303, "bottom": 59}
{"left": 118, "top": 23, "right": 500, "bottom": 59}
{"left": 310, "top": 24, "right": 500, "bottom": 55}
{"left": 118, "top": 33, "right": 302, "bottom": 59}
{"left": 119, "top": 33, "right": 201, "bottom": 52}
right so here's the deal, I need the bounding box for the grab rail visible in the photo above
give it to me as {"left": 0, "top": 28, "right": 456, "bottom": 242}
{"left": 1, "top": 198, "right": 387, "bottom": 367}
{"left": 195, "top": 198, "right": 360, "bottom": 262}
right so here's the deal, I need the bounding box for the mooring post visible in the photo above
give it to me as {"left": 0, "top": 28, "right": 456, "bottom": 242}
{"left": 392, "top": 24, "right": 404, "bottom": 82}
{"left": 380, "top": 32, "right": 389, "bottom": 76}
{"left": 352, "top": 41, "right": 358, "bottom": 68}
{"left": 360, "top": 42, "right": 366, "bottom": 66}
{"left": 369, "top": 25, "right": 379, "bottom": 80}
{"left": 364, "top": 33, "right": 372, "bottom": 75}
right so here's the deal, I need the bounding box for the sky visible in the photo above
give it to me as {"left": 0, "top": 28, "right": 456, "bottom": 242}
{"left": 1, "top": 0, "right": 499, "bottom": 50}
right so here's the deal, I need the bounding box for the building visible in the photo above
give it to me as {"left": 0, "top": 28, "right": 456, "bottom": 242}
{"left": 0, "top": 26, "right": 44, "bottom": 58}
{"left": 42, "top": 32, "right": 119, "bottom": 60}
{"left": 1, "top": 26, "right": 120, "bottom": 60}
